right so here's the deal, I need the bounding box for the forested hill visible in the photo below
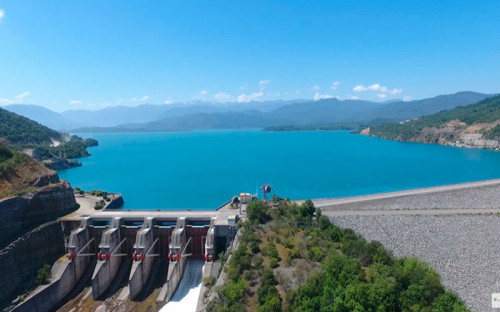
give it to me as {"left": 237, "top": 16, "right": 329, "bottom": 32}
{"left": 0, "top": 107, "right": 62, "bottom": 145}
{"left": 366, "top": 95, "right": 500, "bottom": 150}
{"left": 0, "top": 107, "right": 98, "bottom": 167}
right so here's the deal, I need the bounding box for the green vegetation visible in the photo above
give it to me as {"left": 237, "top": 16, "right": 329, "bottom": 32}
{"left": 0, "top": 107, "right": 98, "bottom": 163}
{"left": 0, "top": 143, "right": 30, "bottom": 175}
{"left": 0, "top": 142, "right": 14, "bottom": 162}
{"left": 0, "top": 107, "right": 61, "bottom": 145}
{"left": 207, "top": 198, "right": 468, "bottom": 312}
{"left": 33, "top": 137, "right": 98, "bottom": 160}
{"left": 37, "top": 264, "right": 51, "bottom": 285}
{"left": 263, "top": 119, "right": 395, "bottom": 132}
{"left": 370, "top": 95, "right": 500, "bottom": 141}
{"left": 94, "top": 200, "right": 106, "bottom": 210}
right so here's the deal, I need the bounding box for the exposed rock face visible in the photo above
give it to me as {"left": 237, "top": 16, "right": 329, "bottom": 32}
{"left": 0, "top": 222, "right": 65, "bottom": 310}
{"left": 359, "top": 127, "right": 370, "bottom": 135}
{"left": 411, "top": 120, "right": 500, "bottom": 150}
{"left": 43, "top": 158, "right": 82, "bottom": 170}
{"left": 365, "top": 119, "right": 500, "bottom": 150}
{"left": 0, "top": 153, "right": 60, "bottom": 199}
{"left": 0, "top": 181, "right": 78, "bottom": 249}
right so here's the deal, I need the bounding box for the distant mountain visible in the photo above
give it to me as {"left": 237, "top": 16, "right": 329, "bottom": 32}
{"left": 367, "top": 95, "right": 500, "bottom": 150}
{"left": 6, "top": 91, "right": 493, "bottom": 132}
{"left": 60, "top": 100, "right": 304, "bottom": 128}
{"left": 95, "top": 91, "right": 490, "bottom": 132}
{"left": 61, "top": 104, "right": 175, "bottom": 128}
{"left": 4, "top": 104, "right": 76, "bottom": 131}
{"left": 268, "top": 98, "right": 384, "bottom": 124}
{"left": 367, "top": 91, "right": 491, "bottom": 121}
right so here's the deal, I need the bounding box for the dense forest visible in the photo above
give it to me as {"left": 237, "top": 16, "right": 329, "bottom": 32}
{"left": 0, "top": 107, "right": 62, "bottom": 145}
{"left": 369, "top": 95, "right": 500, "bottom": 141}
{"left": 206, "top": 198, "right": 468, "bottom": 312}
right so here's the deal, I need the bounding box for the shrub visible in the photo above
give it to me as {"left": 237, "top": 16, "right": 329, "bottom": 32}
{"left": 203, "top": 276, "right": 216, "bottom": 287}
{"left": 37, "top": 264, "right": 51, "bottom": 285}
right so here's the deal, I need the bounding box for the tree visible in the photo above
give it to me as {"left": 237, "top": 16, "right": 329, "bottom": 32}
{"left": 247, "top": 200, "right": 269, "bottom": 224}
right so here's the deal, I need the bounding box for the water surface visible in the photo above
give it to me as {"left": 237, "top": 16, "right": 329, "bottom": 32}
{"left": 58, "top": 130, "right": 500, "bottom": 209}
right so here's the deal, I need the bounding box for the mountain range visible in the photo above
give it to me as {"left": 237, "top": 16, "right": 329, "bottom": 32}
{"left": 2, "top": 91, "right": 492, "bottom": 132}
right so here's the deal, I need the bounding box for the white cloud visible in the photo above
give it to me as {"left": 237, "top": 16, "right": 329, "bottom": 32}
{"left": 353, "top": 83, "right": 381, "bottom": 92}
{"left": 139, "top": 95, "right": 149, "bottom": 101}
{"left": 214, "top": 92, "right": 233, "bottom": 102}
{"left": 331, "top": 81, "right": 340, "bottom": 90}
{"left": 313, "top": 92, "right": 334, "bottom": 101}
{"left": 349, "top": 95, "right": 359, "bottom": 100}
{"left": 237, "top": 92, "right": 263, "bottom": 103}
{"left": 69, "top": 100, "right": 83, "bottom": 104}
{"left": 0, "top": 91, "right": 31, "bottom": 105}
{"left": 377, "top": 93, "right": 387, "bottom": 99}
{"left": 164, "top": 100, "right": 173, "bottom": 105}
{"left": 353, "top": 83, "right": 403, "bottom": 96}
{"left": 0, "top": 10, "right": 5, "bottom": 20}
{"left": 199, "top": 90, "right": 208, "bottom": 95}
{"left": 14, "top": 91, "right": 30, "bottom": 102}
{"left": 403, "top": 96, "right": 412, "bottom": 101}
{"left": 311, "top": 85, "right": 321, "bottom": 91}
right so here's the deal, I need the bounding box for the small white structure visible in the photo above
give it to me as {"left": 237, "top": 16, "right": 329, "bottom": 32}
{"left": 239, "top": 193, "right": 252, "bottom": 204}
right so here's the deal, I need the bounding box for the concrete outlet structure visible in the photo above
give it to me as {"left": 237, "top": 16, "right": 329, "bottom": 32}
{"left": 15, "top": 210, "right": 237, "bottom": 312}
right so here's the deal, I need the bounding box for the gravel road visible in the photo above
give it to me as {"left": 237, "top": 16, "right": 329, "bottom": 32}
{"left": 315, "top": 179, "right": 500, "bottom": 211}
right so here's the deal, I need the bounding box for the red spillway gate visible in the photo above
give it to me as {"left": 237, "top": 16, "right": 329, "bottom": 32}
{"left": 186, "top": 224, "right": 210, "bottom": 258}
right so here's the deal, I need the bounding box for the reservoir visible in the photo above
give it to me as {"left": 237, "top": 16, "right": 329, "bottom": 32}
{"left": 58, "top": 130, "right": 500, "bottom": 210}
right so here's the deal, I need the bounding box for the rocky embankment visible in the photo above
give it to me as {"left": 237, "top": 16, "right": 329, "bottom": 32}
{"left": 363, "top": 119, "right": 500, "bottom": 150}
{"left": 0, "top": 158, "right": 79, "bottom": 310}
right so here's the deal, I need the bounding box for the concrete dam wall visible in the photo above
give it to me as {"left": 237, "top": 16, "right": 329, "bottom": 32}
{"left": 11, "top": 212, "right": 237, "bottom": 312}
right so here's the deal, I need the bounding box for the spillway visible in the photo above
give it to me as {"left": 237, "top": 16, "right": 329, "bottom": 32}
{"left": 160, "top": 259, "right": 205, "bottom": 312}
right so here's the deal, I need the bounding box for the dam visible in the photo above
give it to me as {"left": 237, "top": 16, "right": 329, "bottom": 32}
{"left": 13, "top": 208, "right": 239, "bottom": 312}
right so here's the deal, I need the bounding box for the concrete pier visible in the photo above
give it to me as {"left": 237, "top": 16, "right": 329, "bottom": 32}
{"left": 129, "top": 217, "right": 157, "bottom": 300}
{"left": 91, "top": 217, "right": 124, "bottom": 299}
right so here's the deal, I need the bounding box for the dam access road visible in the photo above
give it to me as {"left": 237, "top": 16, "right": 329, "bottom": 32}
{"left": 310, "top": 179, "right": 500, "bottom": 312}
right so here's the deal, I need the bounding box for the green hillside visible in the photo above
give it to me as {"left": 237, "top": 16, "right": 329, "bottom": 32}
{"left": 0, "top": 107, "right": 62, "bottom": 145}
{"left": 369, "top": 95, "right": 500, "bottom": 141}
{"left": 0, "top": 107, "right": 98, "bottom": 162}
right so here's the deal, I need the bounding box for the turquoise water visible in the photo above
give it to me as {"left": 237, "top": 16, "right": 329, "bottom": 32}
{"left": 58, "top": 130, "right": 500, "bottom": 210}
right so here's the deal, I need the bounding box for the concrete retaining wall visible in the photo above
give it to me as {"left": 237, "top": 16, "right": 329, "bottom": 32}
{"left": 13, "top": 248, "right": 91, "bottom": 312}
{"left": 0, "top": 222, "right": 65, "bottom": 310}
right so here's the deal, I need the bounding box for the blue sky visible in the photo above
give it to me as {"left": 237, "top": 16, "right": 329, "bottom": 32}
{"left": 0, "top": 0, "right": 498, "bottom": 111}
